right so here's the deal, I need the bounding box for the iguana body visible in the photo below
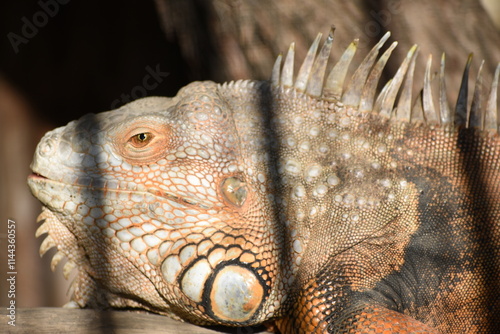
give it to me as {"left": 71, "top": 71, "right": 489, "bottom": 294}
{"left": 28, "top": 30, "right": 500, "bottom": 333}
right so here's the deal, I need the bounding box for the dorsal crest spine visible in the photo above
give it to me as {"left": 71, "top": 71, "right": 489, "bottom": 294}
{"left": 271, "top": 28, "right": 500, "bottom": 133}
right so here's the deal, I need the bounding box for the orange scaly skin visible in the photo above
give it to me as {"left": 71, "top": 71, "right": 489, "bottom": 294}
{"left": 28, "top": 30, "right": 500, "bottom": 333}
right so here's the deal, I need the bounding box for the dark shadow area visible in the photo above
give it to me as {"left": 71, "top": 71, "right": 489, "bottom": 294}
{"left": 73, "top": 113, "right": 113, "bottom": 334}
{"left": 155, "top": 0, "right": 226, "bottom": 82}
{"left": 457, "top": 127, "right": 500, "bottom": 331}
{"left": 0, "top": 0, "right": 191, "bottom": 126}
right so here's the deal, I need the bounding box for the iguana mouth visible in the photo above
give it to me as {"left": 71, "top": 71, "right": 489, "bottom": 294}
{"left": 28, "top": 173, "right": 48, "bottom": 180}
{"left": 28, "top": 172, "right": 214, "bottom": 210}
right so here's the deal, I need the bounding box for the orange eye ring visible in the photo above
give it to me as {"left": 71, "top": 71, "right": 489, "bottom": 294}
{"left": 129, "top": 132, "right": 154, "bottom": 148}
{"left": 113, "top": 121, "right": 174, "bottom": 165}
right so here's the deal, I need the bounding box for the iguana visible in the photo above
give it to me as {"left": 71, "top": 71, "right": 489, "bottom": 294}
{"left": 28, "top": 29, "right": 500, "bottom": 333}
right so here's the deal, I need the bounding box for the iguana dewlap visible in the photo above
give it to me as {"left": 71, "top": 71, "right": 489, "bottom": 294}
{"left": 28, "top": 29, "right": 500, "bottom": 333}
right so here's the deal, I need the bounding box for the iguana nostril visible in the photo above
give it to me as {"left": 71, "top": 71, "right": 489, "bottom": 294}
{"left": 39, "top": 137, "right": 56, "bottom": 157}
{"left": 221, "top": 177, "right": 248, "bottom": 207}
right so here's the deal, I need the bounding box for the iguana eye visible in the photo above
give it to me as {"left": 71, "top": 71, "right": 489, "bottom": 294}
{"left": 129, "top": 132, "right": 154, "bottom": 148}
{"left": 114, "top": 122, "right": 173, "bottom": 165}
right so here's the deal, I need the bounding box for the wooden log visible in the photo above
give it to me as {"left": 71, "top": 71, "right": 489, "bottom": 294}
{"left": 0, "top": 308, "right": 272, "bottom": 334}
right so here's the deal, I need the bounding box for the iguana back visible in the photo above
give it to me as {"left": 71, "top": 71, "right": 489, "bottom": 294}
{"left": 28, "top": 29, "right": 500, "bottom": 333}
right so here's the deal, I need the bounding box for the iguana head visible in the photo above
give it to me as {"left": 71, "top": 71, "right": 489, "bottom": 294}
{"left": 27, "top": 80, "right": 290, "bottom": 325}
{"left": 28, "top": 28, "right": 499, "bottom": 327}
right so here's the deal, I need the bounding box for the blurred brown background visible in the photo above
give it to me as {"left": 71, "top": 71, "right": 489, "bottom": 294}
{"left": 0, "top": 0, "right": 499, "bottom": 309}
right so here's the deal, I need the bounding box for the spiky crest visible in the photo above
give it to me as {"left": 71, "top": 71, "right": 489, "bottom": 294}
{"left": 271, "top": 28, "right": 500, "bottom": 133}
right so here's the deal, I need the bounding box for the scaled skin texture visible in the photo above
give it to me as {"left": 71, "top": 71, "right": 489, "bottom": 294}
{"left": 28, "top": 30, "right": 500, "bottom": 333}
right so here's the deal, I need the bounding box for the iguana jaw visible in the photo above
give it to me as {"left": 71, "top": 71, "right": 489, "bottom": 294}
{"left": 28, "top": 172, "right": 277, "bottom": 325}
{"left": 27, "top": 172, "right": 214, "bottom": 211}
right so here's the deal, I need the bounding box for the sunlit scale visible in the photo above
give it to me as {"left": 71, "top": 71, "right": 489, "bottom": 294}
{"left": 181, "top": 258, "right": 212, "bottom": 302}
{"left": 210, "top": 265, "right": 264, "bottom": 322}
